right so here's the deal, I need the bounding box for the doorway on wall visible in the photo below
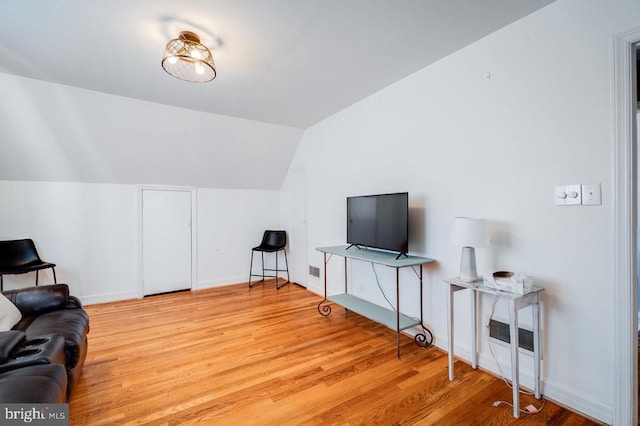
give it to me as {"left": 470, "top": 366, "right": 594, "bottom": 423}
{"left": 139, "top": 186, "right": 196, "bottom": 296}
{"left": 636, "top": 44, "right": 640, "bottom": 426}
{"left": 613, "top": 28, "right": 639, "bottom": 426}
{"left": 289, "top": 168, "right": 308, "bottom": 287}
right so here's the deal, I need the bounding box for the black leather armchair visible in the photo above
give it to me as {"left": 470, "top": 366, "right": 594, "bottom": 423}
{"left": 1, "top": 284, "right": 89, "bottom": 401}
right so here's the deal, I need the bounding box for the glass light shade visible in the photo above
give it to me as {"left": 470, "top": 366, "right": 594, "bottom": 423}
{"left": 162, "top": 31, "right": 216, "bottom": 83}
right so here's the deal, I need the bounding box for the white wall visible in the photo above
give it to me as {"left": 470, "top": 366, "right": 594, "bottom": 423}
{"left": 282, "top": 0, "right": 640, "bottom": 422}
{"left": 0, "top": 73, "right": 303, "bottom": 190}
{"left": 0, "top": 181, "right": 137, "bottom": 300}
{"left": 196, "top": 187, "right": 282, "bottom": 288}
{"left": 0, "top": 67, "right": 291, "bottom": 302}
{"left": 0, "top": 180, "right": 282, "bottom": 303}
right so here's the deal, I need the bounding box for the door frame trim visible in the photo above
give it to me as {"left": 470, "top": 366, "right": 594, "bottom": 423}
{"left": 613, "top": 28, "right": 639, "bottom": 426}
{"left": 137, "top": 185, "right": 197, "bottom": 298}
{"left": 288, "top": 167, "right": 308, "bottom": 288}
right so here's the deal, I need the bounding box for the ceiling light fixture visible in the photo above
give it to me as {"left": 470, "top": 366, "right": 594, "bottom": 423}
{"left": 161, "top": 31, "right": 216, "bottom": 83}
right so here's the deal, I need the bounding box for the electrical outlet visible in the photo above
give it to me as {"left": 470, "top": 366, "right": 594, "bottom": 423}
{"left": 581, "top": 183, "right": 602, "bottom": 205}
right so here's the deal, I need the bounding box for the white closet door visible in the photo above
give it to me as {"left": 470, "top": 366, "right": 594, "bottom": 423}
{"left": 142, "top": 189, "right": 192, "bottom": 296}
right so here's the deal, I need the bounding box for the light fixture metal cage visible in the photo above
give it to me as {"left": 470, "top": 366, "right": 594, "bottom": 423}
{"left": 162, "top": 31, "right": 216, "bottom": 83}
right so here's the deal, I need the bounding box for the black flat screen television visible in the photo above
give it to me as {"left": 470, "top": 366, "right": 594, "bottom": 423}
{"left": 346, "top": 192, "right": 408, "bottom": 256}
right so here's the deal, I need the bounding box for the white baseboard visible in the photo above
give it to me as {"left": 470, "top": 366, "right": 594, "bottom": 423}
{"left": 79, "top": 278, "right": 250, "bottom": 305}
{"left": 195, "top": 276, "right": 290, "bottom": 290}
{"left": 195, "top": 276, "right": 247, "bottom": 290}
{"left": 432, "top": 334, "right": 612, "bottom": 424}
{"left": 81, "top": 290, "right": 139, "bottom": 305}
{"left": 304, "top": 283, "right": 323, "bottom": 296}
{"left": 540, "top": 377, "right": 612, "bottom": 425}
{"left": 81, "top": 278, "right": 248, "bottom": 304}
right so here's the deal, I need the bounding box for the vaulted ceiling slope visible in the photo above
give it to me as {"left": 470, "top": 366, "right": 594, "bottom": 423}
{"left": 0, "top": 1, "right": 555, "bottom": 190}
{"left": 0, "top": 0, "right": 555, "bottom": 129}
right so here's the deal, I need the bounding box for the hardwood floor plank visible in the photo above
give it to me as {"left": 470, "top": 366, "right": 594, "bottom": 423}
{"left": 69, "top": 282, "right": 602, "bottom": 425}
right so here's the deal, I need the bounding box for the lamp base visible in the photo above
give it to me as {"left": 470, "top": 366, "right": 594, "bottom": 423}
{"left": 459, "top": 246, "right": 479, "bottom": 283}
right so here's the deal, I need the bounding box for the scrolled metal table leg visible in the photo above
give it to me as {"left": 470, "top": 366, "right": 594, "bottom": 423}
{"left": 318, "top": 252, "right": 332, "bottom": 316}
{"left": 317, "top": 299, "right": 332, "bottom": 316}
{"left": 414, "top": 326, "right": 434, "bottom": 347}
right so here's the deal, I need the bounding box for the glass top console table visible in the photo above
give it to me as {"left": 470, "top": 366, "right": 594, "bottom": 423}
{"left": 316, "top": 245, "right": 435, "bottom": 358}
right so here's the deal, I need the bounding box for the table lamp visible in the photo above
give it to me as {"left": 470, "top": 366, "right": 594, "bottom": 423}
{"left": 449, "top": 217, "right": 489, "bottom": 282}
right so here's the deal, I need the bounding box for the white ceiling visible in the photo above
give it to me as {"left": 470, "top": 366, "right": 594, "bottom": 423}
{"left": 0, "top": 0, "right": 555, "bottom": 129}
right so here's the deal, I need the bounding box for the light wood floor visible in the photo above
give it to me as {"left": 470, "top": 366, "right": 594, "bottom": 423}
{"left": 69, "top": 282, "right": 600, "bottom": 425}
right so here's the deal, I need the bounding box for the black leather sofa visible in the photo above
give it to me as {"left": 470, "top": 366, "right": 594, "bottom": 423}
{"left": 0, "top": 284, "right": 89, "bottom": 403}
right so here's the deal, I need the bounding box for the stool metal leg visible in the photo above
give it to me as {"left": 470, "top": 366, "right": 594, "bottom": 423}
{"left": 276, "top": 249, "right": 290, "bottom": 290}
{"left": 283, "top": 250, "right": 290, "bottom": 282}
{"left": 248, "top": 250, "right": 253, "bottom": 287}
{"left": 249, "top": 245, "right": 290, "bottom": 290}
{"left": 248, "top": 250, "right": 258, "bottom": 288}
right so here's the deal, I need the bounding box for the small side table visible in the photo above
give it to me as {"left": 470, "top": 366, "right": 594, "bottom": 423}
{"left": 444, "top": 277, "right": 544, "bottom": 419}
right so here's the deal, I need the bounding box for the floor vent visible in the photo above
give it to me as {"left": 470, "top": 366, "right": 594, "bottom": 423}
{"left": 309, "top": 266, "right": 320, "bottom": 277}
{"left": 488, "top": 319, "right": 535, "bottom": 352}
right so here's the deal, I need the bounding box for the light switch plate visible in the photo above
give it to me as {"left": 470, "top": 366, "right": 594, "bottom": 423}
{"left": 565, "top": 184, "right": 582, "bottom": 205}
{"left": 554, "top": 186, "right": 567, "bottom": 205}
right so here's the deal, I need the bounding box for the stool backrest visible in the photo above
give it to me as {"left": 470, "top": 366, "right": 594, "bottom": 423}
{"left": 0, "top": 239, "right": 41, "bottom": 269}
{"left": 261, "top": 230, "right": 287, "bottom": 250}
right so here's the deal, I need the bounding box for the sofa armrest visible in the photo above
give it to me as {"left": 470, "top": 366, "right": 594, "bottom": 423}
{"left": 66, "top": 295, "right": 83, "bottom": 310}
{"left": 0, "top": 330, "right": 25, "bottom": 361}
{"left": 2, "top": 284, "right": 70, "bottom": 317}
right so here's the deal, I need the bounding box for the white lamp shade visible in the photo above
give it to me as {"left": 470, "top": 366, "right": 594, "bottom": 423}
{"left": 449, "top": 217, "right": 489, "bottom": 248}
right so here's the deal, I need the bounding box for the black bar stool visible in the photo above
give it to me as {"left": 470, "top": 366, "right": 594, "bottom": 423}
{"left": 248, "top": 230, "right": 289, "bottom": 290}
{"left": 0, "top": 239, "right": 57, "bottom": 291}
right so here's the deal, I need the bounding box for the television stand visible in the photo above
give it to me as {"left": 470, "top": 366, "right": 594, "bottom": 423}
{"left": 345, "top": 244, "right": 408, "bottom": 260}
{"left": 316, "top": 245, "right": 435, "bottom": 358}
